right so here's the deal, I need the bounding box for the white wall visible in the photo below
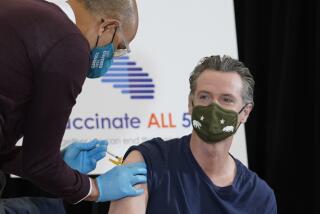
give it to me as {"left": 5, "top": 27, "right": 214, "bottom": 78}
{"left": 62, "top": 0, "right": 248, "bottom": 174}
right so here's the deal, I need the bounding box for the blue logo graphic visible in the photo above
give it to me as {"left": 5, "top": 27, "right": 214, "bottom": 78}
{"left": 100, "top": 56, "right": 155, "bottom": 100}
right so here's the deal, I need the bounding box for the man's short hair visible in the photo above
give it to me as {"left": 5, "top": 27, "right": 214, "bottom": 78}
{"left": 78, "top": 0, "right": 136, "bottom": 27}
{"left": 189, "top": 55, "right": 255, "bottom": 104}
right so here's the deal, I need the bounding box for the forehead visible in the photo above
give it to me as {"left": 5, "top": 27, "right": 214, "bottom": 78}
{"left": 195, "top": 69, "right": 243, "bottom": 97}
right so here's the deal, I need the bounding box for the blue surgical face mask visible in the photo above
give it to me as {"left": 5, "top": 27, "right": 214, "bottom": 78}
{"left": 87, "top": 28, "right": 117, "bottom": 79}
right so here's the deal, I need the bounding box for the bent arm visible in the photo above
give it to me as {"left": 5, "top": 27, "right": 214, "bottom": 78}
{"left": 108, "top": 150, "right": 149, "bottom": 214}
{"left": 2, "top": 34, "right": 91, "bottom": 203}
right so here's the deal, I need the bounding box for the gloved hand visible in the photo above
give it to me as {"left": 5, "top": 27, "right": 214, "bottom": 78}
{"left": 62, "top": 139, "right": 107, "bottom": 174}
{"left": 96, "top": 162, "right": 147, "bottom": 202}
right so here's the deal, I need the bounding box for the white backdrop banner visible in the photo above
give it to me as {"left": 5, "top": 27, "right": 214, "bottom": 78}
{"left": 62, "top": 0, "right": 248, "bottom": 174}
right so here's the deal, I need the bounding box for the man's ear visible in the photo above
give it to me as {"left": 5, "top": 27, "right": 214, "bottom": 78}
{"left": 188, "top": 94, "right": 194, "bottom": 115}
{"left": 98, "top": 18, "right": 119, "bottom": 35}
{"left": 239, "top": 103, "right": 253, "bottom": 123}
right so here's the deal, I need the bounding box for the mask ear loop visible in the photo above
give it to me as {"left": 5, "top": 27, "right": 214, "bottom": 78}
{"left": 235, "top": 103, "right": 249, "bottom": 132}
{"left": 94, "top": 35, "right": 100, "bottom": 48}
{"left": 94, "top": 24, "right": 118, "bottom": 48}
{"left": 111, "top": 26, "right": 118, "bottom": 43}
{"left": 238, "top": 103, "right": 248, "bottom": 114}
{"left": 95, "top": 19, "right": 105, "bottom": 48}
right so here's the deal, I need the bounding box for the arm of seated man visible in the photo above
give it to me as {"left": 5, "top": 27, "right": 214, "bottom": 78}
{"left": 108, "top": 150, "right": 149, "bottom": 214}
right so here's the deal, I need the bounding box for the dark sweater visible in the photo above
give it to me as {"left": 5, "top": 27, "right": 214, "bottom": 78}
{"left": 0, "top": 0, "right": 91, "bottom": 203}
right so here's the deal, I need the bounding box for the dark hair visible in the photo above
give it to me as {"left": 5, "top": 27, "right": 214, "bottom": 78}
{"left": 189, "top": 55, "right": 255, "bottom": 104}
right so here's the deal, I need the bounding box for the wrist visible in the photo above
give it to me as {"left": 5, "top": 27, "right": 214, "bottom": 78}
{"left": 85, "top": 178, "right": 100, "bottom": 201}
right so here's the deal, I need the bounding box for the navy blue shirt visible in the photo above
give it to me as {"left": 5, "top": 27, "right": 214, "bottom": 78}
{"left": 125, "top": 135, "right": 277, "bottom": 214}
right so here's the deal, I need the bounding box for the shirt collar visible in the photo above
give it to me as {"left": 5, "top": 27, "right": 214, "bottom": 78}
{"left": 46, "top": 0, "right": 76, "bottom": 23}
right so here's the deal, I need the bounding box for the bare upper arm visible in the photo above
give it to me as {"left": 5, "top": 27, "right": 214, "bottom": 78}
{"left": 108, "top": 150, "right": 149, "bottom": 214}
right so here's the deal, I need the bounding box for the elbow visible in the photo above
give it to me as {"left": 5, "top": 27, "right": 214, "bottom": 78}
{"left": 22, "top": 157, "right": 63, "bottom": 181}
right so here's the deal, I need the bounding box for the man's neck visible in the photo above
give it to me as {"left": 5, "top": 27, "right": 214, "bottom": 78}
{"left": 190, "top": 132, "right": 237, "bottom": 187}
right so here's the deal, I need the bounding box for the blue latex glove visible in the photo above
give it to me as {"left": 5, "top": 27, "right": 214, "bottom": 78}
{"left": 96, "top": 162, "right": 147, "bottom": 202}
{"left": 62, "top": 139, "right": 107, "bottom": 174}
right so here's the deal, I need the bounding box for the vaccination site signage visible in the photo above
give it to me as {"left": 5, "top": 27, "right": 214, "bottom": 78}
{"left": 62, "top": 0, "right": 249, "bottom": 174}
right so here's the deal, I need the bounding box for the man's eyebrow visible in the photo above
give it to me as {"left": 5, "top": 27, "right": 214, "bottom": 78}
{"left": 221, "top": 94, "right": 237, "bottom": 99}
{"left": 197, "top": 90, "right": 210, "bottom": 94}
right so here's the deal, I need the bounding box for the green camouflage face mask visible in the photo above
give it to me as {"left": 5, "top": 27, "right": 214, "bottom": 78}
{"left": 191, "top": 102, "right": 246, "bottom": 143}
